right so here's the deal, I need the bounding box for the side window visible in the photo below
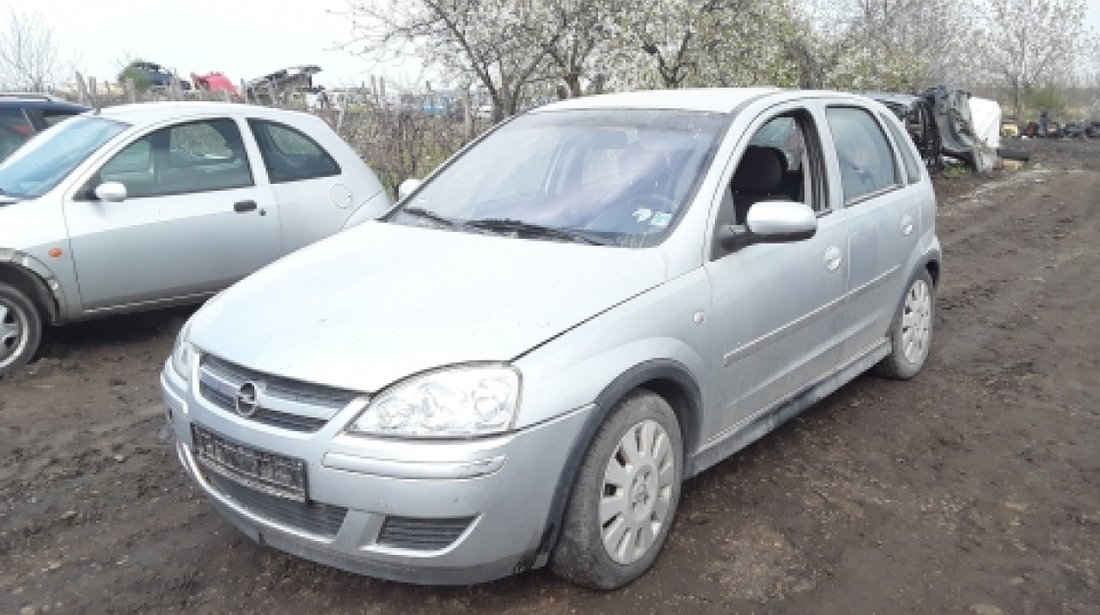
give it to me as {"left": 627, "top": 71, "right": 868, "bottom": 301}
{"left": 40, "top": 109, "right": 78, "bottom": 127}
{"left": 729, "top": 112, "right": 819, "bottom": 225}
{"left": 248, "top": 119, "right": 340, "bottom": 182}
{"left": 825, "top": 107, "right": 899, "bottom": 204}
{"left": 880, "top": 112, "right": 921, "bottom": 183}
{"left": 98, "top": 118, "right": 253, "bottom": 198}
{"left": 0, "top": 108, "right": 34, "bottom": 160}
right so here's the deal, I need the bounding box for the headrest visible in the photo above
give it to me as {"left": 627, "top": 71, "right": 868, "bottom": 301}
{"left": 732, "top": 146, "right": 785, "bottom": 193}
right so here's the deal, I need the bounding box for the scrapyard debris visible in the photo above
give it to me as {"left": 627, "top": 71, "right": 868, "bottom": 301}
{"left": 245, "top": 65, "right": 322, "bottom": 105}
{"left": 867, "top": 86, "right": 1005, "bottom": 174}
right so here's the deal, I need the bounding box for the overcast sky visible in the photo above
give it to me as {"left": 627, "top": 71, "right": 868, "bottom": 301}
{"left": 16, "top": 0, "right": 423, "bottom": 89}
{"left": 12, "top": 0, "right": 1100, "bottom": 90}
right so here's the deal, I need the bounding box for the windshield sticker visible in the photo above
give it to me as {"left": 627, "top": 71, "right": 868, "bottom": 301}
{"left": 650, "top": 212, "right": 672, "bottom": 227}
{"left": 632, "top": 207, "right": 653, "bottom": 223}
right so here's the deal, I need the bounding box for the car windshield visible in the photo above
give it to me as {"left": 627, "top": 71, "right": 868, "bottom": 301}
{"left": 0, "top": 115, "right": 128, "bottom": 199}
{"left": 389, "top": 109, "right": 728, "bottom": 247}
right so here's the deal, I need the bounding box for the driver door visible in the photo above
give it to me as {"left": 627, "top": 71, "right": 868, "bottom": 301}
{"left": 704, "top": 106, "right": 850, "bottom": 437}
{"left": 63, "top": 117, "right": 282, "bottom": 311}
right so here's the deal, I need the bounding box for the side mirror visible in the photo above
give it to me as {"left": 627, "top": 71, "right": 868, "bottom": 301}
{"left": 397, "top": 178, "right": 422, "bottom": 201}
{"left": 718, "top": 201, "right": 817, "bottom": 250}
{"left": 94, "top": 181, "right": 128, "bottom": 203}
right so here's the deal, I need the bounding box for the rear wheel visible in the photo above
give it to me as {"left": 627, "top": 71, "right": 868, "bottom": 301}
{"left": 877, "top": 270, "right": 935, "bottom": 379}
{"left": 0, "top": 282, "right": 42, "bottom": 378}
{"left": 550, "top": 390, "right": 683, "bottom": 589}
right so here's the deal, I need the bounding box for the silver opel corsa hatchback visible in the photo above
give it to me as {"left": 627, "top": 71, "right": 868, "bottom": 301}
{"left": 162, "top": 88, "right": 941, "bottom": 589}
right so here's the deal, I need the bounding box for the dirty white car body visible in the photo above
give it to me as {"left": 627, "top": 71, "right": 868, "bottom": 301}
{"left": 0, "top": 102, "right": 390, "bottom": 375}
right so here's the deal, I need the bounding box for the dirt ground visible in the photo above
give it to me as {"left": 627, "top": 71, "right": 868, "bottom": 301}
{"left": 2, "top": 139, "right": 1098, "bottom": 615}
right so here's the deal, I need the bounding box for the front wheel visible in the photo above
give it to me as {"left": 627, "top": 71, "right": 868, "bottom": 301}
{"left": 877, "top": 269, "right": 935, "bottom": 379}
{"left": 0, "top": 282, "right": 43, "bottom": 378}
{"left": 550, "top": 390, "right": 683, "bottom": 589}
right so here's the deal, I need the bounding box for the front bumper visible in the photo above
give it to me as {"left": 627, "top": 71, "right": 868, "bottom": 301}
{"left": 161, "top": 363, "right": 595, "bottom": 585}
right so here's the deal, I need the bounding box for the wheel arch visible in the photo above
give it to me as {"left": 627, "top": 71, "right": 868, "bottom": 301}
{"left": 0, "top": 262, "right": 58, "bottom": 324}
{"left": 530, "top": 359, "right": 702, "bottom": 566}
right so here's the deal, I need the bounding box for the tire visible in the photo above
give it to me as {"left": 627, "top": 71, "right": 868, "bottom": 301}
{"left": 876, "top": 269, "right": 935, "bottom": 380}
{"left": 550, "top": 390, "right": 683, "bottom": 589}
{"left": 0, "top": 282, "right": 42, "bottom": 378}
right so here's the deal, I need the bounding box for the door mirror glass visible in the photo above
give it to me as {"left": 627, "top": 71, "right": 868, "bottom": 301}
{"left": 94, "top": 181, "right": 128, "bottom": 202}
{"left": 397, "top": 178, "right": 422, "bottom": 200}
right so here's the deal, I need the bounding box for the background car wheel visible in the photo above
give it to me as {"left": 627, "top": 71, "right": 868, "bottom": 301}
{"left": 0, "top": 282, "right": 42, "bottom": 378}
{"left": 877, "top": 269, "right": 935, "bottom": 380}
{"left": 550, "top": 390, "right": 683, "bottom": 589}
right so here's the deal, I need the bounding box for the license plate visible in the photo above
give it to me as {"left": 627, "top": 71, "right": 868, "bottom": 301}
{"left": 191, "top": 425, "right": 307, "bottom": 502}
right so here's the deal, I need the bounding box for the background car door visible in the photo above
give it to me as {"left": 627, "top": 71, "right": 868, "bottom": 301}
{"left": 63, "top": 117, "right": 282, "bottom": 311}
{"left": 247, "top": 118, "right": 350, "bottom": 252}
{"left": 705, "top": 108, "right": 849, "bottom": 437}
{"left": 823, "top": 106, "right": 921, "bottom": 359}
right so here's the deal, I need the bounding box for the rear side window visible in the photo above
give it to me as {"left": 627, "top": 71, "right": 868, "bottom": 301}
{"left": 825, "top": 107, "right": 899, "bottom": 204}
{"left": 880, "top": 113, "right": 921, "bottom": 183}
{"left": 248, "top": 119, "right": 340, "bottom": 183}
{"left": 0, "top": 108, "right": 34, "bottom": 160}
{"left": 40, "top": 108, "right": 80, "bottom": 127}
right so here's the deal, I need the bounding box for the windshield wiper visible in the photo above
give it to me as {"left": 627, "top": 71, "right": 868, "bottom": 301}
{"left": 466, "top": 218, "right": 605, "bottom": 245}
{"left": 398, "top": 207, "right": 470, "bottom": 231}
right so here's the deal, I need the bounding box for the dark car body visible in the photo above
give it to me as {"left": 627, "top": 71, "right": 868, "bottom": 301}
{"left": 0, "top": 94, "right": 90, "bottom": 161}
{"left": 124, "top": 61, "right": 192, "bottom": 91}
{"left": 864, "top": 91, "right": 944, "bottom": 171}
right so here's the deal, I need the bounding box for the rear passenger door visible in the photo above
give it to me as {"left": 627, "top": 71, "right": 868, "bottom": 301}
{"left": 248, "top": 118, "right": 349, "bottom": 252}
{"left": 63, "top": 117, "right": 282, "bottom": 311}
{"left": 823, "top": 105, "right": 921, "bottom": 360}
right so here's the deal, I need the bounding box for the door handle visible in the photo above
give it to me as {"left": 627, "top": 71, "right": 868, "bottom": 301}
{"left": 823, "top": 246, "right": 843, "bottom": 272}
{"left": 900, "top": 214, "right": 914, "bottom": 236}
{"left": 233, "top": 200, "right": 258, "bottom": 213}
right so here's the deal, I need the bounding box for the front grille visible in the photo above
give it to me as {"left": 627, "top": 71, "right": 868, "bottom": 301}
{"left": 376, "top": 515, "right": 476, "bottom": 551}
{"left": 198, "top": 355, "right": 360, "bottom": 432}
{"left": 205, "top": 471, "right": 348, "bottom": 539}
{"left": 199, "top": 382, "right": 327, "bottom": 432}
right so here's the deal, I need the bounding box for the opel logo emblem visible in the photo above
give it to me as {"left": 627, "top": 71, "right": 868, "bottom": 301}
{"left": 235, "top": 381, "right": 261, "bottom": 417}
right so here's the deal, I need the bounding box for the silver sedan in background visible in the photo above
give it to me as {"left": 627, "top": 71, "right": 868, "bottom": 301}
{"left": 163, "top": 88, "right": 940, "bottom": 589}
{"left": 0, "top": 102, "right": 390, "bottom": 375}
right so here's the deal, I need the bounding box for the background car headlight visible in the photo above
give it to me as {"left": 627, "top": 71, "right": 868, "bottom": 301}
{"left": 347, "top": 365, "right": 521, "bottom": 438}
{"left": 170, "top": 323, "right": 195, "bottom": 380}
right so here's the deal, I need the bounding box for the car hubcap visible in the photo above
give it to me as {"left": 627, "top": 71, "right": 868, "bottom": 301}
{"left": 0, "top": 300, "right": 27, "bottom": 366}
{"left": 901, "top": 279, "right": 932, "bottom": 364}
{"left": 599, "top": 419, "right": 676, "bottom": 565}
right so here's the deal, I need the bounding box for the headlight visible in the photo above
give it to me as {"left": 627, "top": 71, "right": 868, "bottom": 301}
{"left": 347, "top": 365, "right": 521, "bottom": 438}
{"left": 170, "top": 322, "right": 195, "bottom": 380}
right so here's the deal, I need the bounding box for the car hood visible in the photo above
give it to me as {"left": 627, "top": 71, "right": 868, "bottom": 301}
{"left": 190, "top": 222, "right": 668, "bottom": 392}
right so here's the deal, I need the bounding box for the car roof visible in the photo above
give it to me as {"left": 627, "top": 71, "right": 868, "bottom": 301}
{"left": 533, "top": 87, "right": 876, "bottom": 115}
{"left": 0, "top": 98, "right": 89, "bottom": 112}
{"left": 95, "top": 101, "right": 316, "bottom": 126}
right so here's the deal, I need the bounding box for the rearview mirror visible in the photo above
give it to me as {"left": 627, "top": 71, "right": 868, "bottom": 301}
{"left": 94, "top": 181, "right": 128, "bottom": 203}
{"left": 397, "top": 178, "right": 422, "bottom": 200}
{"left": 718, "top": 201, "right": 817, "bottom": 250}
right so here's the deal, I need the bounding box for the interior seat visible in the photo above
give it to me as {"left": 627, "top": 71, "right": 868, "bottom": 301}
{"left": 731, "top": 145, "right": 788, "bottom": 224}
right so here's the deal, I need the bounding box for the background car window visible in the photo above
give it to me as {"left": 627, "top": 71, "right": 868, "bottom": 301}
{"left": 99, "top": 118, "right": 253, "bottom": 198}
{"left": 826, "top": 107, "right": 899, "bottom": 203}
{"left": 41, "top": 110, "right": 77, "bottom": 127}
{"left": 248, "top": 119, "right": 340, "bottom": 183}
{"left": 880, "top": 112, "right": 921, "bottom": 183}
{"left": 0, "top": 108, "right": 33, "bottom": 161}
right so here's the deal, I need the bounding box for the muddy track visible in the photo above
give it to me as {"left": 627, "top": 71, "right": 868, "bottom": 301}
{"left": 2, "top": 140, "right": 1098, "bottom": 614}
